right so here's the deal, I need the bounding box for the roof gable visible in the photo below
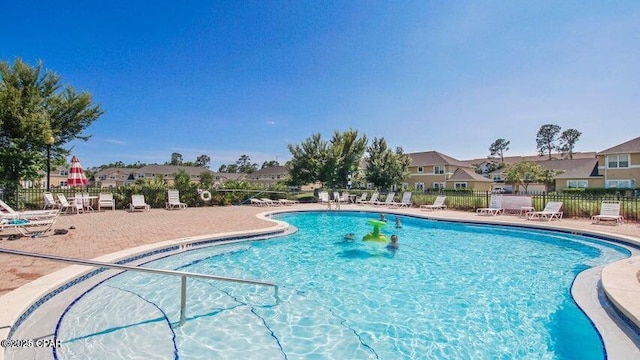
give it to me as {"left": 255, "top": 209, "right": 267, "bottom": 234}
{"left": 448, "top": 168, "right": 492, "bottom": 182}
{"left": 408, "top": 151, "right": 469, "bottom": 167}
{"left": 598, "top": 137, "right": 640, "bottom": 155}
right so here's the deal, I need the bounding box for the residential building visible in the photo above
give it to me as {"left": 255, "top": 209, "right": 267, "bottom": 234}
{"left": 245, "top": 166, "right": 289, "bottom": 187}
{"left": 134, "top": 165, "right": 215, "bottom": 186}
{"left": 94, "top": 168, "right": 135, "bottom": 188}
{"left": 406, "top": 151, "right": 480, "bottom": 191}
{"left": 597, "top": 136, "right": 640, "bottom": 189}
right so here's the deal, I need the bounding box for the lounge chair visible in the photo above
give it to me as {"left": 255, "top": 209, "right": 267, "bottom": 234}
{"left": 420, "top": 196, "right": 447, "bottom": 211}
{"left": 0, "top": 199, "right": 60, "bottom": 218}
{"left": 166, "top": 190, "right": 187, "bottom": 210}
{"left": 527, "top": 202, "right": 563, "bottom": 221}
{"left": 43, "top": 193, "right": 59, "bottom": 210}
{"left": 591, "top": 201, "right": 624, "bottom": 225}
{"left": 248, "top": 198, "right": 265, "bottom": 206}
{"left": 375, "top": 192, "right": 396, "bottom": 206}
{"left": 390, "top": 192, "right": 413, "bottom": 208}
{"left": 277, "top": 198, "right": 299, "bottom": 205}
{"left": 355, "top": 193, "right": 368, "bottom": 205}
{"left": 98, "top": 193, "right": 116, "bottom": 211}
{"left": 362, "top": 192, "right": 379, "bottom": 205}
{"left": 0, "top": 211, "right": 59, "bottom": 236}
{"left": 130, "top": 195, "right": 151, "bottom": 212}
{"left": 318, "top": 191, "right": 330, "bottom": 205}
{"left": 476, "top": 195, "right": 503, "bottom": 216}
{"left": 57, "top": 194, "right": 84, "bottom": 214}
{"left": 260, "top": 198, "right": 279, "bottom": 206}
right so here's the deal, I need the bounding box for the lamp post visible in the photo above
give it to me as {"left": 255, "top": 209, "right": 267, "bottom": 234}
{"left": 44, "top": 134, "right": 55, "bottom": 192}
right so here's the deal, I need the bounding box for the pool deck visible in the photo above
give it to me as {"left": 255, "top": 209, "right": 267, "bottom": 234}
{"left": 1, "top": 203, "right": 639, "bottom": 355}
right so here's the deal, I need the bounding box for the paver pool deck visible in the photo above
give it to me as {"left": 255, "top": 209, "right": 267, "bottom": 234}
{"left": 1, "top": 203, "right": 639, "bottom": 352}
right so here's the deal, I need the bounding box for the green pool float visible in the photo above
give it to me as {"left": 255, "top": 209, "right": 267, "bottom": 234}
{"left": 362, "top": 219, "right": 388, "bottom": 242}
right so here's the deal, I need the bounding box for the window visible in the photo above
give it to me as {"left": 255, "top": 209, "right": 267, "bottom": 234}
{"left": 606, "top": 179, "right": 633, "bottom": 188}
{"left": 415, "top": 182, "right": 424, "bottom": 191}
{"left": 137, "top": 173, "right": 144, "bottom": 178}
{"left": 454, "top": 182, "right": 467, "bottom": 189}
{"left": 492, "top": 174, "right": 502, "bottom": 181}
{"left": 433, "top": 182, "right": 445, "bottom": 189}
{"left": 60, "top": 181, "right": 68, "bottom": 187}
{"left": 606, "top": 154, "right": 630, "bottom": 168}
{"left": 417, "top": 167, "right": 424, "bottom": 173}
{"left": 108, "top": 175, "right": 116, "bottom": 180}
{"left": 58, "top": 169, "right": 69, "bottom": 176}
{"left": 434, "top": 166, "right": 444, "bottom": 174}
{"left": 566, "top": 180, "right": 588, "bottom": 188}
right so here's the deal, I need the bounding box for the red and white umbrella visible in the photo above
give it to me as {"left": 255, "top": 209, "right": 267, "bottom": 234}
{"left": 67, "top": 155, "right": 89, "bottom": 187}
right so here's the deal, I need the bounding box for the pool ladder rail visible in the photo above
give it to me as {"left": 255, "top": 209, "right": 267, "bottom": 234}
{"left": 0, "top": 248, "right": 279, "bottom": 327}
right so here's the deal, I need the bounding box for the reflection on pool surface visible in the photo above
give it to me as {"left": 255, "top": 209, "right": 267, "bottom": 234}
{"left": 50, "top": 211, "right": 629, "bottom": 359}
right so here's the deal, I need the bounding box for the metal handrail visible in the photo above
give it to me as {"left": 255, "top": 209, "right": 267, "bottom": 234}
{"left": 0, "top": 248, "right": 278, "bottom": 327}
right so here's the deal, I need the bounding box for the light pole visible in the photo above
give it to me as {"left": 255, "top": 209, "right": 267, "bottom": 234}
{"left": 44, "top": 133, "right": 55, "bottom": 192}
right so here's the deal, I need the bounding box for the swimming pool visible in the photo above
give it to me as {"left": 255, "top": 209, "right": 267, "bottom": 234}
{"left": 7, "top": 211, "right": 632, "bottom": 359}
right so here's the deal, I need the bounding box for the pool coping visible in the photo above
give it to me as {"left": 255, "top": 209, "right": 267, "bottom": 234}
{"left": 1, "top": 207, "right": 639, "bottom": 359}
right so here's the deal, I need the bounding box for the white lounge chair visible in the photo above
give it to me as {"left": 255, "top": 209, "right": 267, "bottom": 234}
{"left": 166, "top": 190, "right": 187, "bottom": 210}
{"left": 277, "top": 198, "right": 299, "bottom": 205}
{"left": 43, "top": 193, "right": 59, "bottom": 210}
{"left": 57, "top": 194, "right": 84, "bottom": 214}
{"left": 355, "top": 193, "right": 368, "bottom": 205}
{"left": 260, "top": 198, "right": 279, "bottom": 206}
{"left": 390, "top": 192, "right": 412, "bottom": 208}
{"left": 591, "top": 201, "right": 624, "bottom": 225}
{"left": 318, "top": 191, "right": 330, "bottom": 205}
{"left": 476, "top": 195, "right": 503, "bottom": 216}
{"left": 362, "top": 192, "right": 379, "bottom": 205}
{"left": 375, "top": 192, "right": 396, "bottom": 206}
{"left": 0, "top": 199, "right": 60, "bottom": 218}
{"left": 527, "top": 202, "right": 563, "bottom": 221}
{"left": 98, "top": 193, "right": 116, "bottom": 211}
{"left": 130, "top": 195, "right": 150, "bottom": 212}
{"left": 0, "top": 212, "right": 59, "bottom": 236}
{"left": 420, "top": 196, "right": 447, "bottom": 211}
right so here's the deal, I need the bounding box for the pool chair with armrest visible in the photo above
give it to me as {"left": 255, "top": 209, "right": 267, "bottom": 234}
{"left": 420, "top": 196, "right": 447, "bottom": 211}
{"left": 57, "top": 194, "right": 84, "bottom": 214}
{"left": 130, "top": 195, "right": 151, "bottom": 212}
{"left": 527, "top": 202, "right": 563, "bottom": 222}
{"left": 98, "top": 193, "right": 116, "bottom": 211}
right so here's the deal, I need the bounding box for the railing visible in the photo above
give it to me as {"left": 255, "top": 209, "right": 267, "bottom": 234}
{"left": 0, "top": 248, "right": 278, "bottom": 327}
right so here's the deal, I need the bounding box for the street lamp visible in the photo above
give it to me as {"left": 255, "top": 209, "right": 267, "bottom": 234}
{"left": 44, "top": 133, "right": 55, "bottom": 192}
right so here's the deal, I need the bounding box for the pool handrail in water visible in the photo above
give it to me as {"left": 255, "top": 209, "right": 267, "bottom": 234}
{"left": 0, "top": 248, "right": 277, "bottom": 327}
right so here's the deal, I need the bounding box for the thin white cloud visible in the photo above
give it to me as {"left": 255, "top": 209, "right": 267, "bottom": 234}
{"left": 105, "top": 138, "right": 126, "bottom": 145}
{"left": 266, "top": 121, "right": 275, "bottom": 125}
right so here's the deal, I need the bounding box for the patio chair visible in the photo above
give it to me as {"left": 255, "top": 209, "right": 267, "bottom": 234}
{"left": 375, "top": 192, "right": 396, "bottom": 206}
{"left": 355, "top": 193, "right": 368, "bottom": 205}
{"left": 249, "top": 198, "right": 266, "bottom": 206}
{"left": 420, "top": 196, "right": 447, "bottom": 211}
{"left": 43, "top": 192, "right": 59, "bottom": 210}
{"left": 277, "top": 198, "right": 299, "bottom": 205}
{"left": 527, "top": 202, "right": 563, "bottom": 222}
{"left": 166, "top": 190, "right": 187, "bottom": 210}
{"left": 591, "top": 201, "right": 624, "bottom": 225}
{"left": 0, "top": 199, "right": 60, "bottom": 218}
{"left": 130, "top": 194, "right": 151, "bottom": 212}
{"left": 362, "top": 192, "right": 379, "bottom": 205}
{"left": 340, "top": 192, "right": 350, "bottom": 203}
{"left": 98, "top": 193, "right": 116, "bottom": 211}
{"left": 476, "top": 195, "right": 503, "bottom": 216}
{"left": 260, "top": 198, "right": 279, "bottom": 206}
{"left": 318, "top": 191, "right": 330, "bottom": 204}
{"left": 0, "top": 211, "right": 59, "bottom": 237}
{"left": 390, "top": 192, "right": 413, "bottom": 208}
{"left": 57, "top": 194, "right": 84, "bottom": 214}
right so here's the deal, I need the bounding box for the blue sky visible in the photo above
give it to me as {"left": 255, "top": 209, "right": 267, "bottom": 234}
{"left": 2, "top": 1, "right": 639, "bottom": 170}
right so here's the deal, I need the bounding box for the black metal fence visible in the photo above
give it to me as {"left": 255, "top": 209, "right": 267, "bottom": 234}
{"left": 11, "top": 187, "right": 640, "bottom": 222}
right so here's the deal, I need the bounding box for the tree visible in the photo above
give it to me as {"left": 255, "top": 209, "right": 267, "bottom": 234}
{"left": 503, "top": 161, "right": 542, "bottom": 193}
{"left": 173, "top": 169, "right": 191, "bottom": 190}
{"left": 536, "top": 124, "right": 561, "bottom": 160}
{"left": 218, "top": 164, "right": 227, "bottom": 173}
{"left": 489, "top": 138, "right": 510, "bottom": 163}
{"left": 287, "top": 133, "right": 330, "bottom": 186}
{"left": 0, "top": 58, "right": 102, "bottom": 204}
{"left": 199, "top": 171, "right": 214, "bottom": 188}
{"left": 261, "top": 160, "right": 280, "bottom": 169}
{"left": 195, "top": 154, "right": 211, "bottom": 168}
{"left": 236, "top": 154, "right": 258, "bottom": 173}
{"left": 558, "top": 129, "right": 582, "bottom": 159}
{"left": 169, "top": 152, "right": 183, "bottom": 165}
{"left": 365, "top": 137, "right": 411, "bottom": 190}
{"left": 327, "top": 129, "right": 368, "bottom": 188}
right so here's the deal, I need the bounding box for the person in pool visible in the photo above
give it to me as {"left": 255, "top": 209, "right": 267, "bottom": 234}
{"left": 387, "top": 234, "right": 399, "bottom": 250}
{"left": 344, "top": 233, "right": 355, "bottom": 241}
{"left": 395, "top": 216, "right": 402, "bottom": 229}
{"left": 379, "top": 213, "right": 387, "bottom": 222}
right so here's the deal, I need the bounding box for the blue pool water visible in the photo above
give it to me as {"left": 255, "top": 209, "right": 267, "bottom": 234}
{"left": 53, "top": 211, "right": 629, "bottom": 359}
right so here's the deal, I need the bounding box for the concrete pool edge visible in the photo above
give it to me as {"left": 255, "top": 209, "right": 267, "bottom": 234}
{"left": 0, "top": 218, "right": 290, "bottom": 360}
{"left": 2, "top": 206, "right": 639, "bottom": 358}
